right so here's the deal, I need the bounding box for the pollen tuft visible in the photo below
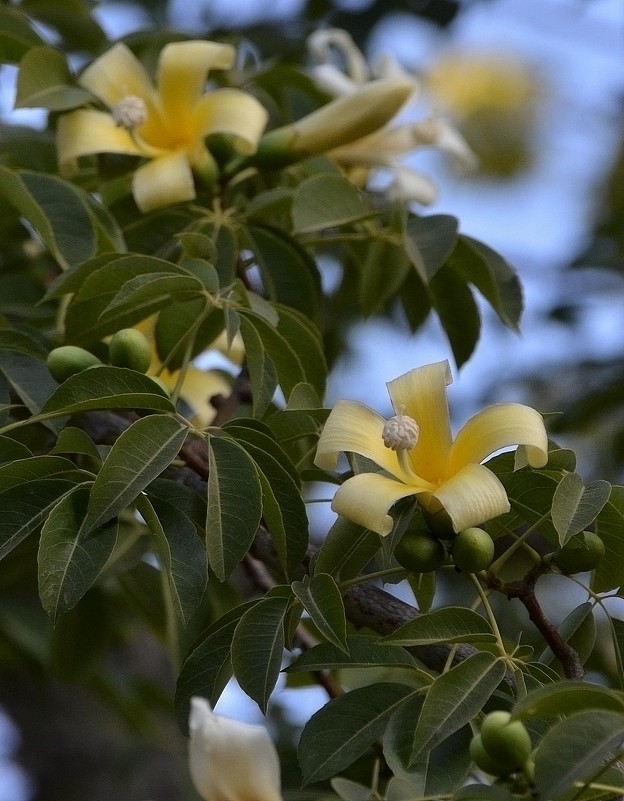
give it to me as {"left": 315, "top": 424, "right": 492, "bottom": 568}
{"left": 112, "top": 95, "right": 148, "bottom": 130}
{"left": 382, "top": 414, "right": 419, "bottom": 451}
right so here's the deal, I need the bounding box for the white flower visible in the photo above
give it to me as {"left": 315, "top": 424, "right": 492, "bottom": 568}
{"left": 188, "top": 697, "right": 283, "bottom": 801}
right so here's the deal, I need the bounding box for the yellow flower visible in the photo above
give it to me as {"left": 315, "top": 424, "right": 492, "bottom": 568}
{"left": 306, "top": 28, "right": 475, "bottom": 203}
{"left": 57, "top": 41, "right": 268, "bottom": 212}
{"left": 314, "top": 361, "right": 548, "bottom": 536}
{"left": 188, "top": 697, "right": 283, "bottom": 801}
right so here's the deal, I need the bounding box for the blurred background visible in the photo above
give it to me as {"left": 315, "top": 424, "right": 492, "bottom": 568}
{"left": 1, "top": 0, "right": 624, "bottom": 798}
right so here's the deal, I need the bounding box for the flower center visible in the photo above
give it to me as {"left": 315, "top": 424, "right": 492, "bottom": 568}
{"left": 112, "top": 95, "right": 148, "bottom": 130}
{"left": 382, "top": 414, "right": 420, "bottom": 451}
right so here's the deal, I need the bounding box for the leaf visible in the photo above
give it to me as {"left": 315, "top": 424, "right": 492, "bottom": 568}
{"left": 0, "top": 167, "right": 96, "bottom": 268}
{"left": 38, "top": 485, "right": 118, "bottom": 622}
{"left": 593, "top": 485, "right": 624, "bottom": 593}
{"left": 231, "top": 593, "right": 290, "bottom": 712}
{"left": 286, "top": 634, "right": 418, "bottom": 672}
{"left": 0, "top": 436, "right": 32, "bottom": 463}
{"left": 175, "top": 602, "right": 257, "bottom": 732}
{"left": 429, "top": 262, "right": 481, "bottom": 368}
{"left": 292, "top": 173, "right": 374, "bottom": 233}
{"left": 512, "top": 681, "right": 624, "bottom": 720}
{"left": 0, "top": 7, "right": 45, "bottom": 63}
{"left": 551, "top": 472, "right": 611, "bottom": 545}
{"left": 137, "top": 495, "right": 207, "bottom": 626}
{"left": 0, "top": 349, "right": 58, "bottom": 416}
{"left": 292, "top": 573, "right": 348, "bottom": 653}
{"left": 312, "top": 515, "right": 381, "bottom": 581}
{"left": 382, "top": 608, "right": 496, "bottom": 647}
{"left": 16, "top": 45, "right": 91, "bottom": 110}
{"left": 205, "top": 436, "right": 263, "bottom": 581}
{"left": 100, "top": 272, "right": 205, "bottom": 320}
{"left": 358, "top": 235, "right": 410, "bottom": 317}
{"left": 539, "top": 601, "right": 596, "bottom": 668}
{"left": 274, "top": 305, "right": 327, "bottom": 397}
{"left": 40, "top": 366, "right": 174, "bottom": 416}
{"left": 238, "top": 315, "right": 278, "bottom": 417}
{"left": 533, "top": 710, "right": 624, "bottom": 800}
{"left": 82, "top": 415, "right": 188, "bottom": 533}
{"left": 409, "top": 652, "right": 506, "bottom": 764}
{"left": 298, "top": 682, "right": 415, "bottom": 784}
{"left": 406, "top": 213, "right": 459, "bottom": 280}
{"left": 51, "top": 426, "right": 101, "bottom": 461}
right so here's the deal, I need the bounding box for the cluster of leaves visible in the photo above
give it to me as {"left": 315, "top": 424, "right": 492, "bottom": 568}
{"left": 2, "top": 3, "right": 624, "bottom": 801}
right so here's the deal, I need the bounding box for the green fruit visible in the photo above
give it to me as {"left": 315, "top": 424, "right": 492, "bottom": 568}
{"left": 480, "top": 711, "right": 532, "bottom": 771}
{"left": 394, "top": 528, "right": 446, "bottom": 573}
{"left": 553, "top": 531, "right": 605, "bottom": 575}
{"left": 469, "top": 734, "right": 507, "bottom": 776}
{"left": 46, "top": 345, "right": 102, "bottom": 383}
{"left": 108, "top": 328, "right": 152, "bottom": 373}
{"left": 452, "top": 527, "right": 495, "bottom": 573}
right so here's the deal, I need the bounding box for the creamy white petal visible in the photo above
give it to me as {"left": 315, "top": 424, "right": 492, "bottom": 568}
{"left": 428, "top": 463, "right": 511, "bottom": 533}
{"left": 131, "top": 151, "right": 195, "bottom": 212}
{"left": 332, "top": 472, "right": 430, "bottom": 536}
{"left": 450, "top": 402, "right": 548, "bottom": 474}
{"left": 193, "top": 89, "right": 268, "bottom": 155}
{"left": 188, "top": 697, "right": 282, "bottom": 801}
{"left": 386, "top": 361, "right": 454, "bottom": 484}
{"left": 415, "top": 117, "right": 477, "bottom": 171}
{"left": 385, "top": 165, "right": 439, "bottom": 205}
{"left": 307, "top": 28, "right": 370, "bottom": 86}
{"left": 57, "top": 109, "right": 145, "bottom": 172}
{"left": 310, "top": 63, "right": 361, "bottom": 96}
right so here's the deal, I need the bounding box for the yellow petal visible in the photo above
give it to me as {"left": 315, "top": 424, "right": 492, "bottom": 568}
{"left": 314, "top": 400, "right": 407, "bottom": 481}
{"left": 131, "top": 151, "right": 196, "bottom": 212}
{"left": 386, "top": 166, "right": 438, "bottom": 205}
{"left": 427, "top": 463, "right": 511, "bottom": 532}
{"left": 332, "top": 472, "right": 426, "bottom": 536}
{"left": 178, "top": 366, "right": 231, "bottom": 427}
{"left": 193, "top": 89, "right": 268, "bottom": 155}
{"left": 157, "top": 40, "right": 235, "bottom": 132}
{"left": 386, "top": 361, "right": 453, "bottom": 484}
{"left": 449, "top": 402, "right": 548, "bottom": 474}
{"left": 57, "top": 109, "right": 143, "bottom": 171}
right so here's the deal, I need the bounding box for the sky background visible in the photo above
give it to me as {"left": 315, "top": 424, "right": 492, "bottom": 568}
{"left": 2, "top": 0, "right": 624, "bottom": 795}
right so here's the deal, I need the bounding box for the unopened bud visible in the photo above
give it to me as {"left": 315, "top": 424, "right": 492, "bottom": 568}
{"left": 382, "top": 414, "right": 420, "bottom": 451}
{"left": 112, "top": 95, "right": 148, "bottom": 130}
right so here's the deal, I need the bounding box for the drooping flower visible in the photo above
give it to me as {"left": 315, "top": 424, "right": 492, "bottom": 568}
{"left": 314, "top": 361, "right": 548, "bottom": 536}
{"left": 188, "top": 696, "right": 283, "bottom": 801}
{"left": 57, "top": 41, "right": 268, "bottom": 212}
{"left": 305, "top": 28, "right": 475, "bottom": 204}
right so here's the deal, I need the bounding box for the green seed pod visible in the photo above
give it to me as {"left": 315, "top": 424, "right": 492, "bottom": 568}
{"left": 108, "top": 328, "right": 152, "bottom": 373}
{"left": 452, "top": 527, "right": 495, "bottom": 573}
{"left": 553, "top": 530, "right": 605, "bottom": 575}
{"left": 480, "top": 711, "right": 532, "bottom": 771}
{"left": 46, "top": 345, "right": 102, "bottom": 383}
{"left": 469, "top": 734, "right": 507, "bottom": 776}
{"left": 394, "top": 528, "right": 446, "bottom": 573}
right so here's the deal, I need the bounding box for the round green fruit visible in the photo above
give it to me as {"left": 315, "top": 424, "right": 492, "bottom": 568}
{"left": 394, "top": 529, "right": 446, "bottom": 573}
{"left": 452, "top": 527, "right": 495, "bottom": 573}
{"left": 469, "top": 734, "right": 506, "bottom": 776}
{"left": 480, "top": 711, "right": 532, "bottom": 771}
{"left": 46, "top": 345, "right": 102, "bottom": 383}
{"left": 553, "top": 531, "right": 605, "bottom": 575}
{"left": 108, "top": 328, "right": 152, "bottom": 373}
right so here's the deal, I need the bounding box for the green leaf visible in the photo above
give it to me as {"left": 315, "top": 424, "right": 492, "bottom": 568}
{"left": 38, "top": 485, "right": 118, "bottom": 622}
{"left": 358, "top": 235, "right": 410, "bottom": 317}
{"left": 100, "top": 272, "right": 205, "bottom": 320}
{"left": 274, "top": 305, "right": 327, "bottom": 397}
{"left": 82, "top": 415, "right": 189, "bottom": 533}
{"left": 429, "top": 262, "right": 481, "bottom": 368}
{"left": 409, "top": 652, "right": 506, "bottom": 764}
{"left": 51, "top": 426, "right": 101, "bottom": 461}
{"left": 449, "top": 235, "right": 523, "bottom": 331}
{"left": 512, "top": 681, "right": 624, "bottom": 720}
{"left": 231, "top": 593, "right": 290, "bottom": 711}
{"left": 238, "top": 315, "right": 278, "bottom": 417}
{"left": 533, "top": 710, "right": 624, "bottom": 800}
{"left": 287, "top": 634, "right": 418, "bottom": 672}
{"left": 593, "top": 485, "right": 624, "bottom": 593}
{"left": 205, "top": 436, "right": 263, "bottom": 581}
{"left": 16, "top": 45, "right": 91, "bottom": 110}
{"left": 0, "top": 436, "right": 32, "bottom": 463}
{"left": 0, "top": 167, "right": 96, "bottom": 268}
{"left": 453, "top": 785, "right": 514, "bottom": 800}
{"left": 40, "top": 366, "right": 174, "bottom": 416}
{"left": 0, "top": 328, "right": 47, "bottom": 359}
{"left": 0, "top": 7, "right": 45, "bottom": 63}
{"left": 298, "top": 682, "right": 415, "bottom": 784}
{"left": 539, "top": 601, "right": 596, "bottom": 668}
{"left": 292, "top": 573, "right": 348, "bottom": 653}
{"left": 407, "top": 571, "right": 436, "bottom": 613}
{"left": 313, "top": 515, "right": 381, "bottom": 581}
{"left": 292, "top": 173, "right": 374, "bottom": 233}
{"left": 137, "top": 495, "right": 207, "bottom": 626}
{"left": 175, "top": 602, "right": 257, "bottom": 732}
{"left": 0, "top": 349, "right": 58, "bottom": 416}
{"left": 406, "top": 213, "right": 459, "bottom": 280}
{"left": 551, "top": 472, "right": 611, "bottom": 545}
{"left": 382, "top": 607, "right": 496, "bottom": 647}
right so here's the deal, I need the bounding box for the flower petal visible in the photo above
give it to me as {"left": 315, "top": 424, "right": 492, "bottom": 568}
{"left": 157, "top": 40, "right": 234, "bottom": 131}
{"left": 450, "top": 402, "right": 548, "bottom": 474}
{"left": 314, "top": 400, "right": 407, "bottom": 481}
{"left": 177, "top": 365, "right": 231, "bottom": 427}
{"left": 386, "top": 361, "right": 454, "bottom": 484}
{"left": 427, "top": 463, "right": 511, "bottom": 532}
{"left": 193, "top": 89, "right": 268, "bottom": 155}
{"left": 308, "top": 28, "right": 370, "bottom": 87}
{"left": 131, "top": 151, "right": 195, "bottom": 212}
{"left": 188, "top": 697, "right": 283, "bottom": 801}
{"left": 332, "top": 472, "right": 427, "bottom": 536}
{"left": 57, "top": 109, "right": 143, "bottom": 171}
{"left": 79, "top": 42, "right": 157, "bottom": 109}
{"left": 386, "top": 165, "right": 439, "bottom": 205}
